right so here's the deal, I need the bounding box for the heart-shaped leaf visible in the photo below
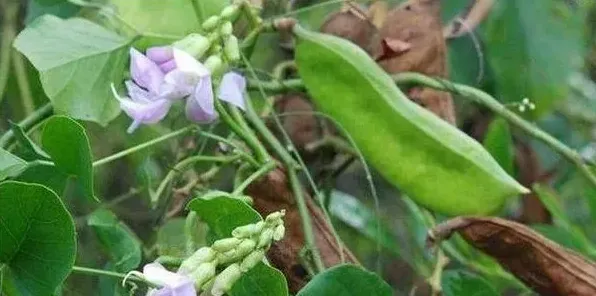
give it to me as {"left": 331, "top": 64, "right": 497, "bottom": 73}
{"left": 14, "top": 15, "right": 132, "bottom": 125}
{"left": 41, "top": 116, "right": 96, "bottom": 201}
{"left": 0, "top": 181, "right": 76, "bottom": 295}
{"left": 297, "top": 264, "right": 392, "bottom": 296}
{"left": 441, "top": 270, "right": 500, "bottom": 296}
{"left": 0, "top": 148, "right": 27, "bottom": 181}
{"left": 187, "top": 195, "right": 261, "bottom": 238}
{"left": 88, "top": 209, "right": 142, "bottom": 272}
{"left": 230, "top": 262, "right": 289, "bottom": 296}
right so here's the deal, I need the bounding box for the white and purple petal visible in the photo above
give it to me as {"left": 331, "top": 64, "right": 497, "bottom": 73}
{"left": 143, "top": 263, "right": 196, "bottom": 296}
{"left": 111, "top": 85, "right": 172, "bottom": 133}
{"left": 146, "top": 46, "right": 174, "bottom": 64}
{"left": 130, "top": 48, "right": 165, "bottom": 94}
{"left": 218, "top": 72, "right": 246, "bottom": 110}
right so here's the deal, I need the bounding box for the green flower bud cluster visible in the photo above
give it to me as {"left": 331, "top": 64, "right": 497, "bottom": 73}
{"left": 177, "top": 210, "right": 286, "bottom": 295}
{"left": 168, "top": 2, "right": 256, "bottom": 79}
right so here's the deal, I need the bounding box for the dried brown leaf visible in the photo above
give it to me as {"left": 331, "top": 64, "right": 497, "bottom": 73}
{"left": 320, "top": 5, "right": 381, "bottom": 56}
{"left": 428, "top": 216, "right": 596, "bottom": 296}
{"left": 377, "top": 0, "right": 456, "bottom": 124}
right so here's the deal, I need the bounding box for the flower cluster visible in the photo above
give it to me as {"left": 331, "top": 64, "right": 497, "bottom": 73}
{"left": 112, "top": 3, "right": 246, "bottom": 133}
{"left": 142, "top": 210, "right": 286, "bottom": 296}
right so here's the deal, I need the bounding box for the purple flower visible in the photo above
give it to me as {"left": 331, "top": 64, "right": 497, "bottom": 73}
{"left": 143, "top": 263, "right": 196, "bottom": 296}
{"left": 113, "top": 46, "right": 248, "bottom": 133}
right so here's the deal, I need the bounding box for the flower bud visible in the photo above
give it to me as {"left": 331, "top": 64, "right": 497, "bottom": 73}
{"left": 236, "top": 239, "right": 257, "bottom": 257}
{"left": 191, "top": 262, "right": 216, "bottom": 289}
{"left": 254, "top": 221, "right": 265, "bottom": 233}
{"left": 221, "top": 4, "right": 240, "bottom": 21}
{"left": 220, "top": 21, "right": 233, "bottom": 37}
{"left": 212, "top": 237, "right": 241, "bottom": 252}
{"left": 240, "top": 250, "right": 265, "bottom": 272}
{"left": 224, "top": 35, "right": 240, "bottom": 62}
{"left": 202, "top": 16, "right": 220, "bottom": 31}
{"left": 211, "top": 263, "right": 242, "bottom": 296}
{"left": 217, "top": 249, "right": 240, "bottom": 264}
{"left": 273, "top": 224, "right": 285, "bottom": 241}
{"left": 177, "top": 247, "right": 216, "bottom": 275}
{"left": 257, "top": 228, "right": 274, "bottom": 248}
{"left": 204, "top": 55, "right": 225, "bottom": 76}
{"left": 265, "top": 210, "right": 285, "bottom": 224}
{"left": 232, "top": 223, "right": 257, "bottom": 238}
{"left": 172, "top": 34, "right": 211, "bottom": 59}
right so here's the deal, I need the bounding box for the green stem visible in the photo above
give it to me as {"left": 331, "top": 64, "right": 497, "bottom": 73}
{"left": 246, "top": 78, "right": 304, "bottom": 93}
{"left": 288, "top": 168, "right": 325, "bottom": 273}
{"left": 0, "top": 0, "right": 17, "bottom": 104}
{"left": 189, "top": 0, "right": 203, "bottom": 21}
{"left": 392, "top": 72, "right": 596, "bottom": 189}
{"left": 198, "top": 131, "right": 259, "bottom": 167}
{"left": 12, "top": 51, "right": 35, "bottom": 115}
{"left": 92, "top": 127, "right": 194, "bottom": 167}
{"left": 152, "top": 154, "right": 239, "bottom": 206}
{"left": 226, "top": 104, "right": 271, "bottom": 163}
{"left": 243, "top": 92, "right": 299, "bottom": 168}
{"left": 232, "top": 161, "right": 276, "bottom": 195}
{"left": 215, "top": 99, "right": 268, "bottom": 163}
{"left": 0, "top": 103, "right": 53, "bottom": 148}
{"left": 71, "top": 266, "right": 157, "bottom": 288}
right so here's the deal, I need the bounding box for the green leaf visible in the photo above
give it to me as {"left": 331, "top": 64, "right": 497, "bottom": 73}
{"left": 15, "top": 164, "right": 69, "bottom": 197}
{"left": 14, "top": 15, "right": 131, "bottom": 125}
{"left": 229, "top": 263, "right": 289, "bottom": 296}
{"left": 532, "top": 224, "right": 589, "bottom": 255}
{"left": 156, "top": 218, "right": 207, "bottom": 258}
{"left": 88, "top": 209, "right": 142, "bottom": 272}
{"left": 41, "top": 116, "right": 96, "bottom": 201}
{"left": 25, "top": 0, "right": 79, "bottom": 24}
{"left": 533, "top": 184, "right": 567, "bottom": 224}
{"left": 441, "top": 270, "right": 500, "bottom": 296}
{"left": 0, "top": 149, "right": 27, "bottom": 181}
{"left": 297, "top": 264, "right": 392, "bottom": 296}
{"left": 187, "top": 195, "right": 261, "bottom": 238}
{"left": 0, "top": 181, "right": 76, "bottom": 295}
{"left": 482, "top": 118, "right": 514, "bottom": 175}
{"left": 9, "top": 121, "right": 50, "bottom": 161}
{"left": 109, "top": 0, "right": 217, "bottom": 36}
{"left": 483, "top": 0, "right": 584, "bottom": 116}
{"left": 328, "top": 190, "right": 400, "bottom": 257}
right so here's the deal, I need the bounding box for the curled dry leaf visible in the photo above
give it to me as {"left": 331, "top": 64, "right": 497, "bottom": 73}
{"left": 320, "top": 2, "right": 381, "bottom": 56}
{"left": 377, "top": 0, "right": 456, "bottom": 124}
{"left": 428, "top": 216, "right": 596, "bottom": 296}
{"left": 247, "top": 167, "right": 359, "bottom": 293}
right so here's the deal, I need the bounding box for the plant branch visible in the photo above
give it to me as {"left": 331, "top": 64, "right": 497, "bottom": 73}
{"left": 232, "top": 161, "right": 276, "bottom": 195}
{"left": 0, "top": 103, "right": 53, "bottom": 148}
{"left": 71, "top": 266, "right": 157, "bottom": 288}
{"left": 93, "top": 126, "right": 194, "bottom": 167}
{"left": 0, "top": 0, "right": 17, "bottom": 105}
{"left": 152, "top": 154, "right": 240, "bottom": 206}
{"left": 288, "top": 168, "right": 326, "bottom": 273}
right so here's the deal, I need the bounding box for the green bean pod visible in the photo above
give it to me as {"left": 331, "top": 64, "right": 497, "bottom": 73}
{"left": 294, "top": 26, "right": 529, "bottom": 215}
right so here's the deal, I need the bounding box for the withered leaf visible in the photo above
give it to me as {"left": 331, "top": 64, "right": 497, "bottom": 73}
{"left": 428, "top": 217, "right": 596, "bottom": 296}
{"left": 320, "top": 2, "right": 381, "bottom": 56}
{"left": 378, "top": 0, "right": 456, "bottom": 124}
